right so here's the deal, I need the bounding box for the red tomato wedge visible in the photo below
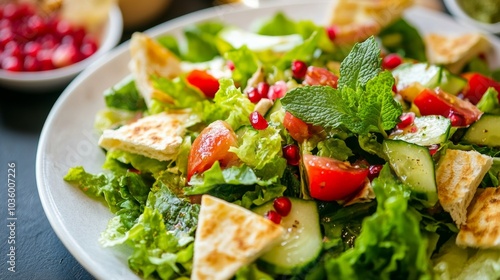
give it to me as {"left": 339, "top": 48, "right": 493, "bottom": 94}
{"left": 413, "top": 88, "right": 482, "bottom": 127}
{"left": 283, "top": 112, "right": 312, "bottom": 143}
{"left": 186, "top": 69, "right": 220, "bottom": 98}
{"left": 462, "top": 72, "right": 500, "bottom": 104}
{"left": 303, "top": 66, "right": 338, "bottom": 88}
{"left": 303, "top": 154, "right": 369, "bottom": 201}
{"left": 187, "top": 120, "right": 238, "bottom": 182}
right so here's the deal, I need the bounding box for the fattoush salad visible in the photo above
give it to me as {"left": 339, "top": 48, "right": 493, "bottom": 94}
{"left": 64, "top": 0, "right": 500, "bottom": 279}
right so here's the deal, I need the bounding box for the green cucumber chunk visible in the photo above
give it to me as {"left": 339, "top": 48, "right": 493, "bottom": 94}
{"left": 383, "top": 139, "right": 438, "bottom": 207}
{"left": 252, "top": 198, "right": 322, "bottom": 275}
{"left": 462, "top": 114, "right": 500, "bottom": 147}
{"left": 393, "top": 63, "right": 465, "bottom": 95}
{"left": 389, "top": 115, "right": 451, "bottom": 146}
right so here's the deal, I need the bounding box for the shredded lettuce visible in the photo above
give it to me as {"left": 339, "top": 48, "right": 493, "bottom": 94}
{"left": 195, "top": 78, "right": 255, "bottom": 130}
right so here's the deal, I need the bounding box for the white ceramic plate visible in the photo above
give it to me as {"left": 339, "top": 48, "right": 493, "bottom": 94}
{"left": 36, "top": 1, "right": 500, "bottom": 279}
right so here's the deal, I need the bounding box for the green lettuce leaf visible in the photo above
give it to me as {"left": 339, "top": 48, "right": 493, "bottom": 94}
{"left": 229, "top": 125, "right": 285, "bottom": 170}
{"left": 236, "top": 264, "right": 274, "bottom": 280}
{"left": 379, "top": 18, "right": 426, "bottom": 61}
{"left": 317, "top": 138, "right": 354, "bottom": 161}
{"left": 103, "top": 150, "right": 169, "bottom": 176}
{"left": 183, "top": 21, "right": 225, "bottom": 62}
{"left": 476, "top": 87, "right": 500, "bottom": 114}
{"left": 103, "top": 76, "right": 146, "bottom": 111}
{"left": 224, "top": 46, "right": 259, "bottom": 88}
{"left": 152, "top": 76, "right": 205, "bottom": 109}
{"left": 196, "top": 79, "right": 255, "bottom": 130}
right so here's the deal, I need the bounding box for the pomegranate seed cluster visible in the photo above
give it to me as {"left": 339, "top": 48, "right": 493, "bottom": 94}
{"left": 265, "top": 197, "right": 292, "bottom": 224}
{"left": 0, "top": 2, "right": 99, "bottom": 72}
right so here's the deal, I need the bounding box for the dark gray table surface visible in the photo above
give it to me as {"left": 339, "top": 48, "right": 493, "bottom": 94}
{"left": 0, "top": 1, "right": 210, "bottom": 279}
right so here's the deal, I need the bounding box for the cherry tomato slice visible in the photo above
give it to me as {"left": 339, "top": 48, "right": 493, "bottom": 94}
{"left": 283, "top": 112, "right": 311, "bottom": 143}
{"left": 303, "top": 66, "right": 338, "bottom": 88}
{"left": 187, "top": 120, "right": 238, "bottom": 182}
{"left": 462, "top": 72, "right": 500, "bottom": 104}
{"left": 303, "top": 154, "right": 369, "bottom": 201}
{"left": 413, "top": 88, "right": 482, "bottom": 127}
{"left": 186, "top": 69, "right": 220, "bottom": 98}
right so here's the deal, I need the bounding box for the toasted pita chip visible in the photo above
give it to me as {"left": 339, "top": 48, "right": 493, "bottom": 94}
{"left": 456, "top": 187, "right": 500, "bottom": 248}
{"left": 98, "top": 112, "right": 189, "bottom": 161}
{"left": 327, "top": 0, "right": 413, "bottom": 44}
{"left": 129, "top": 33, "right": 182, "bottom": 107}
{"left": 436, "top": 149, "right": 493, "bottom": 227}
{"left": 425, "top": 33, "right": 491, "bottom": 74}
{"left": 192, "top": 195, "right": 285, "bottom": 280}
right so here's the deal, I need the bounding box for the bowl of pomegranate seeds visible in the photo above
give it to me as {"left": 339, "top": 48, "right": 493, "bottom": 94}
{"left": 0, "top": 1, "right": 122, "bottom": 92}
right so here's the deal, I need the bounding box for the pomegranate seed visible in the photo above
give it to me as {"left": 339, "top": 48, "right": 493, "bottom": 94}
{"left": 23, "top": 55, "right": 39, "bottom": 71}
{"left": 27, "top": 14, "right": 46, "bottom": 35}
{"left": 4, "top": 41, "right": 22, "bottom": 57}
{"left": 392, "top": 84, "right": 398, "bottom": 93}
{"left": 227, "top": 60, "right": 235, "bottom": 71}
{"left": 2, "top": 56, "right": 22, "bottom": 71}
{"left": 382, "top": 53, "right": 403, "bottom": 70}
{"left": 80, "top": 42, "right": 97, "bottom": 58}
{"left": 283, "top": 144, "right": 300, "bottom": 166}
{"left": 326, "top": 25, "right": 338, "bottom": 41}
{"left": 257, "top": 82, "right": 270, "bottom": 97}
{"left": 273, "top": 197, "right": 292, "bottom": 217}
{"left": 368, "top": 164, "right": 383, "bottom": 181}
{"left": 0, "top": 29, "right": 14, "bottom": 47}
{"left": 52, "top": 44, "right": 80, "bottom": 68}
{"left": 3, "top": 3, "right": 18, "bottom": 20}
{"left": 265, "top": 210, "right": 281, "bottom": 224}
{"left": 291, "top": 60, "right": 308, "bottom": 79}
{"left": 37, "top": 49, "right": 54, "bottom": 70}
{"left": 449, "top": 113, "right": 465, "bottom": 127}
{"left": 249, "top": 111, "right": 268, "bottom": 130}
{"left": 24, "top": 41, "right": 41, "bottom": 56}
{"left": 268, "top": 81, "right": 287, "bottom": 100}
{"left": 397, "top": 112, "right": 415, "bottom": 130}
{"left": 72, "top": 27, "right": 86, "bottom": 45}
{"left": 39, "top": 34, "right": 57, "bottom": 49}
{"left": 56, "top": 19, "right": 72, "bottom": 38}
{"left": 246, "top": 87, "right": 262, "bottom": 103}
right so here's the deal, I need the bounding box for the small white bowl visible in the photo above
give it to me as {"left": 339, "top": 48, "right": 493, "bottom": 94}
{"left": 443, "top": 0, "right": 500, "bottom": 34}
{"left": 0, "top": 5, "right": 123, "bottom": 93}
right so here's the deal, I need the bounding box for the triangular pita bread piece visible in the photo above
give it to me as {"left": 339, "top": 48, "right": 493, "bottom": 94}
{"left": 436, "top": 149, "right": 493, "bottom": 227}
{"left": 129, "top": 32, "right": 182, "bottom": 107}
{"left": 98, "top": 112, "right": 189, "bottom": 161}
{"left": 425, "top": 33, "right": 490, "bottom": 73}
{"left": 327, "top": 0, "right": 413, "bottom": 44}
{"left": 192, "top": 195, "right": 285, "bottom": 280}
{"left": 456, "top": 187, "right": 500, "bottom": 248}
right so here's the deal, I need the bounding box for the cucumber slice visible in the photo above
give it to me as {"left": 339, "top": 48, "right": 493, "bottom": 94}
{"left": 389, "top": 115, "right": 451, "bottom": 146}
{"left": 439, "top": 70, "right": 467, "bottom": 95}
{"left": 393, "top": 63, "right": 465, "bottom": 95}
{"left": 462, "top": 114, "right": 500, "bottom": 147}
{"left": 383, "top": 139, "right": 438, "bottom": 207}
{"left": 252, "top": 198, "right": 322, "bottom": 275}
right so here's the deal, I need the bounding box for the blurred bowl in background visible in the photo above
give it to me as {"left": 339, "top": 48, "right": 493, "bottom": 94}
{"left": 0, "top": 4, "right": 123, "bottom": 93}
{"left": 443, "top": 0, "right": 500, "bottom": 34}
{"left": 119, "top": 0, "right": 172, "bottom": 30}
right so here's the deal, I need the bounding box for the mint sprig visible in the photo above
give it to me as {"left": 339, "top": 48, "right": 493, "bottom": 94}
{"left": 338, "top": 36, "right": 381, "bottom": 90}
{"left": 281, "top": 37, "right": 402, "bottom": 137}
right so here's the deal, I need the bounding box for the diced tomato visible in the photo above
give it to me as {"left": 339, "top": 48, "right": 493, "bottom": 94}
{"left": 283, "top": 112, "right": 311, "bottom": 142}
{"left": 186, "top": 69, "right": 220, "bottom": 98}
{"left": 303, "top": 154, "right": 368, "bottom": 201}
{"left": 462, "top": 73, "right": 500, "bottom": 104}
{"left": 187, "top": 120, "right": 238, "bottom": 182}
{"left": 303, "top": 66, "right": 338, "bottom": 88}
{"left": 413, "top": 88, "right": 482, "bottom": 127}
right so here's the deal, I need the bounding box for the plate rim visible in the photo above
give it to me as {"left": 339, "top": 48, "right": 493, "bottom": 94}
{"left": 35, "top": 1, "right": 500, "bottom": 279}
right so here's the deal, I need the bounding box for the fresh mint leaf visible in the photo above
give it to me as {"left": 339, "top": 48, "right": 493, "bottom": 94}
{"left": 281, "top": 71, "right": 401, "bottom": 136}
{"left": 338, "top": 36, "right": 381, "bottom": 90}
